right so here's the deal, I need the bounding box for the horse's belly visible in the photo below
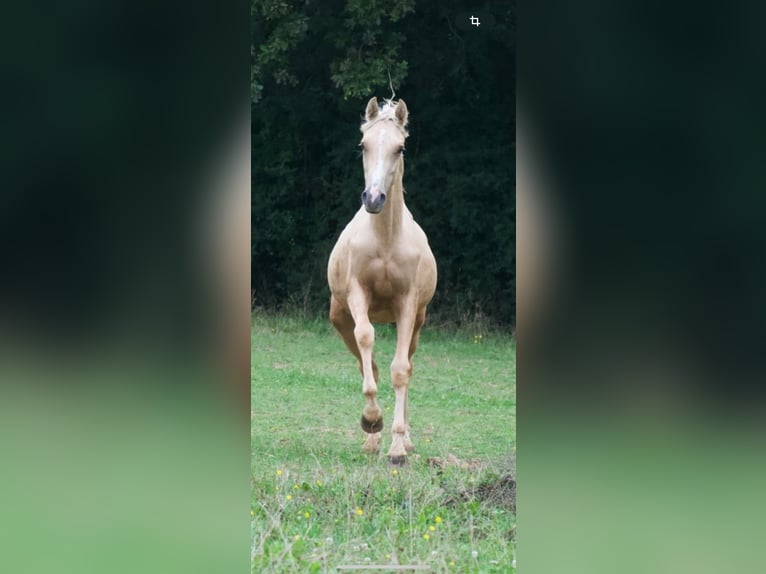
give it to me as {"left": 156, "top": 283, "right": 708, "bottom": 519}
{"left": 367, "top": 279, "right": 395, "bottom": 322}
{"left": 368, "top": 307, "right": 395, "bottom": 323}
{"left": 372, "top": 277, "right": 395, "bottom": 298}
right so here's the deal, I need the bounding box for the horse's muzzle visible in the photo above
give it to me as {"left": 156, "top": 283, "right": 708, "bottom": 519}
{"left": 361, "top": 189, "right": 386, "bottom": 214}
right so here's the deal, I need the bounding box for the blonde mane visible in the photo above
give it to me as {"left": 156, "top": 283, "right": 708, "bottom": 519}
{"left": 360, "top": 99, "right": 409, "bottom": 135}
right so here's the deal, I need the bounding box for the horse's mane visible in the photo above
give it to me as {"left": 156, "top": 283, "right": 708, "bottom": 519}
{"left": 360, "top": 99, "right": 408, "bottom": 135}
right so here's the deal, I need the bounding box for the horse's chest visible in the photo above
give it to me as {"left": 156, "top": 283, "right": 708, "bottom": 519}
{"left": 363, "top": 257, "right": 408, "bottom": 298}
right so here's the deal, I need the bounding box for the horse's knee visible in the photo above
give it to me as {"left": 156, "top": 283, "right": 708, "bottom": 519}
{"left": 390, "top": 358, "right": 411, "bottom": 388}
{"left": 354, "top": 323, "right": 374, "bottom": 349}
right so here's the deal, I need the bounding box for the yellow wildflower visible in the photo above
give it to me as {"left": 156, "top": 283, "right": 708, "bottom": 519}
{"left": 422, "top": 533, "right": 430, "bottom": 540}
{"left": 355, "top": 507, "right": 364, "bottom": 516}
{"left": 435, "top": 516, "right": 443, "bottom": 524}
{"left": 276, "top": 469, "right": 283, "bottom": 476}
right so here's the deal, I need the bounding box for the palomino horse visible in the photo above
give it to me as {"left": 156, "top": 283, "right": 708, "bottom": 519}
{"left": 327, "top": 97, "right": 437, "bottom": 465}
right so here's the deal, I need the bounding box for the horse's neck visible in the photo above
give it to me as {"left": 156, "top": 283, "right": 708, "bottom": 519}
{"left": 371, "top": 170, "right": 405, "bottom": 245}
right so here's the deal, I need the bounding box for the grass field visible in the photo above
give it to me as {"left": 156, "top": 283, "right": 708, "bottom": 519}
{"left": 251, "top": 312, "right": 516, "bottom": 573}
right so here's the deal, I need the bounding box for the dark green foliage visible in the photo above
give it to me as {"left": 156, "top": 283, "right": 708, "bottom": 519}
{"left": 252, "top": 1, "right": 515, "bottom": 326}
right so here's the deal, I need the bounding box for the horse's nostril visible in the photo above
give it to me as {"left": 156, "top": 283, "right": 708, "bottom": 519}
{"left": 361, "top": 191, "right": 368, "bottom": 202}
{"left": 380, "top": 193, "right": 386, "bottom": 202}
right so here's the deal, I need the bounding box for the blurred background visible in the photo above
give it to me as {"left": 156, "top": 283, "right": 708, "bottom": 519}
{"left": 252, "top": 0, "right": 516, "bottom": 328}
{"left": 519, "top": 1, "right": 766, "bottom": 572}
{"left": 0, "top": 1, "right": 249, "bottom": 572}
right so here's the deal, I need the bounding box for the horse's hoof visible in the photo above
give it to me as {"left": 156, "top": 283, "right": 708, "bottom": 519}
{"left": 388, "top": 454, "right": 408, "bottom": 466}
{"left": 361, "top": 415, "right": 383, "bottom": 433}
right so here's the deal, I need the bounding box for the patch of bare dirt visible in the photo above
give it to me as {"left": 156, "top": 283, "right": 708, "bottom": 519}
{"left": 427, "top": 453, "right": 483, "bottom": 470}
{"left": 433, "top": 453, "right": 516, "bottom": 513}
{"left": 475, "top": 472, "right": 516, "bottom": 512}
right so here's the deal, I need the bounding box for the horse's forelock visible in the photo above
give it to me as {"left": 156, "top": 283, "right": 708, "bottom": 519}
{"left": 360, "top": 100, "right": 408, "bottom": 135}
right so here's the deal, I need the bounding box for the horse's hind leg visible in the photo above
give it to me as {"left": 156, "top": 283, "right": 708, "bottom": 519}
{"left": 331, "top": 294, "right": 382, "bottom": 454}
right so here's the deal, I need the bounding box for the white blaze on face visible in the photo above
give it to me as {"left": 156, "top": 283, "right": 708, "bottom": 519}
{"left": 362, "top": 122, "right": 404, "bottom": 204}
{"left": 369, "top": 130, "right": 387, "bottom": 200}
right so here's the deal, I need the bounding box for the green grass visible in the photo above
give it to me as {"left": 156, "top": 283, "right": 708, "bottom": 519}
{"left": 251, "top": 312, "right": 516, "bottom": 573}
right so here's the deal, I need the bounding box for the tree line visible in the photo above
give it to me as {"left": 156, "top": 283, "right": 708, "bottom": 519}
{"left": 252, "top": 0, "right": 516, "bottom": 327}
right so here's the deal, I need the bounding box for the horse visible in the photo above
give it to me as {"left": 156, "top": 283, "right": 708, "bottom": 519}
{"left": 327, "top": 97, "right": 437, "bottom": 465}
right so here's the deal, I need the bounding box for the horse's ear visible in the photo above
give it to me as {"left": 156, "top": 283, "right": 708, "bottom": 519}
{"left": 395, "top": 99, "right": 409, "bottom": 127}
{"left": 365, "top": 97, "right": 379, "bottom": 121}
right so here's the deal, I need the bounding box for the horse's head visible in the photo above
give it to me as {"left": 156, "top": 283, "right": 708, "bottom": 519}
{"left": 359, "top": 97, "right": 409, "bottom": 214}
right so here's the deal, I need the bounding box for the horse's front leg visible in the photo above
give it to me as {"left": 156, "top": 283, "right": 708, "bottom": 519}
{"left": 402, "top": 308, "right": 426, "bottom": 453}
{"left": 347, "top": 287, "right": 383, "bottom": 454}
{"left": 388, "top": 296, "right": 418, "bottom": 465}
